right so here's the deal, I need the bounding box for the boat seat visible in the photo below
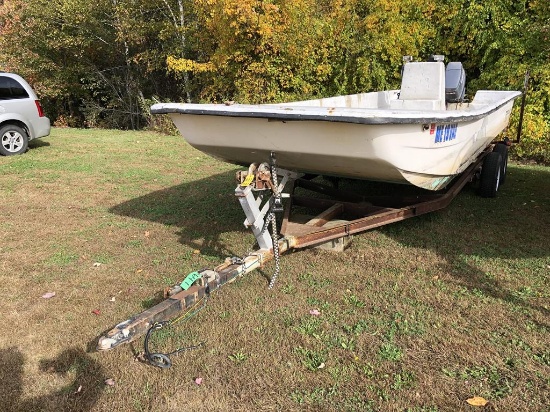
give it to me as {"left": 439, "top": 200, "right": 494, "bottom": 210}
{"left": 390, "top": 62, "right": 446, "bottom": 111}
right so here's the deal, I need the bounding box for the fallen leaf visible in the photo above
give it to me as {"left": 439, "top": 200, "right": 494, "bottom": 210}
{"left": 309, "top": 309, "right": 321, "bottom": 316}
{"left": 93, "top": 262, "right": 102, "bottom": 267}
{"left": 466, "top": 396, "right": 488, "bottom": 406}
{"left": 317, "top": 362, "right": 325, "bottom": 369}
{"left": 74, "top": 385, "right": 82, "bottom": 394}
{"left": 195, "top": 377, "right": 203, "bottom": 385}
{"left": 105, "top": 378, "right": 115, "bottom": 386}
{"left": 92, "top": 309, "right": 101, "bottom": 315}
{"left": 109, "top": 297, "right": 116, "bottom": 302}
{"left": 144, "top": 231, "right": 150, "bottom": 237}
{"left": 193, "top": 249, "right": 200, "bottom": 254}
{"left": 41, "top": 292, "right": 56, "bottom": 299}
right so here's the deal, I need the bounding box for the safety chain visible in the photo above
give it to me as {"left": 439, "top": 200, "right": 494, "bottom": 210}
{"left": 260, "top": 207, "right": 275, "bottom": 235}
{"left": 268, "top": 151, "right": 281, "bottom": 289}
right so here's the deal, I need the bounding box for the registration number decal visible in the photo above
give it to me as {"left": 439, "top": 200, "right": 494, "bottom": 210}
{"left": 434, "top": 124, "right": 458, "bottom": 143}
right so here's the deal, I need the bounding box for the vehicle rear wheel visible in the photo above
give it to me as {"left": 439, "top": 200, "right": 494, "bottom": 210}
{"left": 0, "top": 124, "right": 29, "bottom": 156}
{"left": 493, "top": 143, "right": 508, "bottom": 185}
{"left": 479, "top": 152, "right": 502, "bottom": 198}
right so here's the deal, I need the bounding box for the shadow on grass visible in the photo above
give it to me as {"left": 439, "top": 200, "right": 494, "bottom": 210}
{"left": 379, "top": 164, "right": 550, "bottom": 328}
{"left": 110, "top": 169, "right": 246, "bottom": 258}
{"left": 28, "top": 138, "right": 51, "bottom": 150}
{"left": 0, "top": 347, "right": 106, "bottom": 412}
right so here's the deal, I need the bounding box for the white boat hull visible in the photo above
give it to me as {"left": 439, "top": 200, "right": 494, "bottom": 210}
{"left": 152, "top": 60, "right": 519, "bottom": 190}
{"left": 153, "top": 91, "right": 518, "bottom": 190}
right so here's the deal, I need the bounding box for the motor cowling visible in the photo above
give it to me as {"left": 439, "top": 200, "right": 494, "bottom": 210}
{"left": 445, "top": 62, "right": 466, "bottom": 103}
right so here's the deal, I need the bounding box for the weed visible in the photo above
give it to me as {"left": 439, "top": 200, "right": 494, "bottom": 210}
{"left": 378, "top": 342, "right": 403, "bottom": 361}
{"left": 460, "top": 365, "right": 487, "bottom": 380}
{"left": 371, "top": 384, "right": 390, "bottom": 402}
{"left": 328, "top": 364, "right": 354, "bottom": 382}
{"left": 392, "top": 371, "right": 416, "bottom": 390}
{"left": 295, "top": 317, "right": 322, "bottom": 337}
{"left": 341, "top": 395, "right": 376, "bottom": 411}
{"left": 294, "top": 346, "right": 326, "bottom": 370}
{"left": 343, "top": 319, "right": 369, "bottom": 335}
{"left": 306, "top": 297, "right": 331, "bottom": 311}
{"left": 361, "top": 363, "right": 375, "bottom": 379}
{"left": 281, "top": 283, "right": 296, "bottom": 294}
{"left": 533, "top": 351, "right": 550, "bottom": 366}
{"left": 511, "top": 338, "right": 533, "bottom": 353}
{"left": 334, "top": 334, "right": 356, "bottom": 351}
{"left": 126, "top": 239, "right": 143, "bottom": 248}
{"left": 228, "top": 351, "right": 247, "bottom": 363}
{"left": 457, "top": 365, "right": 516, "bottom": 399}
{"left": 298, "top": 273, "right": 332, "bottom": 290}
{"left": 345, "top": 293, "right": 365, "bottom": 308}
{"left": 46, "top": 249, "right": 78, "bottom": 265}
{"left": 290, "top": 386, "right": 337, "bottom": 405}
{"left": 513, "top": 286, "right": 535, "bottom": 299}
{"left": 441, "top": 368, "right": 457, "bottom": 378}
{"left": 92, "top": 253, "right": 113, "bottom": 264}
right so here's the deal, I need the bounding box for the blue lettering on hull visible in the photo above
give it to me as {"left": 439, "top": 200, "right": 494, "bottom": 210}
{"left": 434, "top": 124, "right": 458, "bottom": 143}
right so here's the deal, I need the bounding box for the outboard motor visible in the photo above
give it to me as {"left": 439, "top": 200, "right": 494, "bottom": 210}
{"left": 445, "top": 62, "right": 466, "bottom": 102}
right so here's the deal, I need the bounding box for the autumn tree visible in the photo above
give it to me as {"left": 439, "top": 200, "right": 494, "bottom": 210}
{"left": 0, "top": 0, "right": 196, "bottom": 128}
{"left": 167, "top": 0, "right": 437, "bottom": 103}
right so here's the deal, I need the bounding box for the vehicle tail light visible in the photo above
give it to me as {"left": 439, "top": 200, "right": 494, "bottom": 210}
{"left": 35, "top": 100, "right": 45, "bottom": 117}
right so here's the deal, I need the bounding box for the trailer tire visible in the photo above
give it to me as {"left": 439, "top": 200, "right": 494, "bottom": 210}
{"left": 493, "top": 143, "right": 508, "bottom": 185}
{"left": 479, "top": 152, "right": 502, "bottom": 198}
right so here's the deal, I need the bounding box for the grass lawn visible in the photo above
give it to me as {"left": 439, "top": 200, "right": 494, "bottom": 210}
{"left": 0, "top": 127, "right": 548, "bottom": 412}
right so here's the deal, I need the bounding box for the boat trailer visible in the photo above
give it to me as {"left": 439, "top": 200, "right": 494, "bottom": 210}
{"left": 97, "top": 148, "right": 499, "bottom": 365}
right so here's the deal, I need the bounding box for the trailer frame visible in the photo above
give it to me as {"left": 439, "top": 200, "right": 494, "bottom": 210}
{"left": 97, "top": 147, "right": 492, "bottom": 354}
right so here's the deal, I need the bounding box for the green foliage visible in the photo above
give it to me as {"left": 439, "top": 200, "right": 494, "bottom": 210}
{"left": 228, "top": 351, "right": 248, "bottom": 363}
{"left": 0, "top": 0, "right": 190, "bottom": 128}
{"left": 378, "top": 342, "right": 403, "bottom": 361}
{"left": 294, "top": 346, "right": 327, "bottom": 370}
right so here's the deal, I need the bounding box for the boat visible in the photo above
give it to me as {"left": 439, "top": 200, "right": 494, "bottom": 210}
{"left": 151, "top": 57, "right": 520, "bottom": 190}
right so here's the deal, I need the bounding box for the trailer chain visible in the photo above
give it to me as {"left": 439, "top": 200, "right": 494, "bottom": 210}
{"left": 260, "top": 205, "right": 275, "bottom": 235}
{"left": 268, "top": 152, "right": 281, "bottom": 289}
{"left": 268, "top": 211, "right": 280, "bottom": 289}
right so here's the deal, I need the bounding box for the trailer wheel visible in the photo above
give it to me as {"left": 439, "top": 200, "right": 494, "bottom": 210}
{"left": 493, "top": 143, "right": 508, "bottom": 185}
{"left": 479, "top": 152, "right": 502, "bottom": 198}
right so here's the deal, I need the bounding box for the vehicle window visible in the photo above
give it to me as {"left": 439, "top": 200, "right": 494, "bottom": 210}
{"left": 0, "top": 76, "right": 30, "bottom": 100}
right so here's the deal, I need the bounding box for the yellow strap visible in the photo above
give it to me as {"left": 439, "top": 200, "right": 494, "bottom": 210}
{"left": 240, "top": 174, "right": 254, "bottom": 187}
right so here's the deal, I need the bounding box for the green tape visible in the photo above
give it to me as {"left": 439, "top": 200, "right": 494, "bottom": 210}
{"left": 180, "top": 271, "right": 201, "bottom": 291}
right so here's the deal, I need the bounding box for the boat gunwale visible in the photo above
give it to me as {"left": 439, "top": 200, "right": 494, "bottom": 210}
{"left": 151, "top": 91, "right": 521, "bottom": 125}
